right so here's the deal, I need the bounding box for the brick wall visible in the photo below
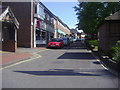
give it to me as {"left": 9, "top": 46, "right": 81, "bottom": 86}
{"left": 98, "top": 20, "right": 120, "bottom": 53}
{"left": 2, "top": 41, "right": 17, "bottom": 52}
{"left": 3, "top": 2, "right": 33, "bottom": 48}
{"left": 109, "top": 21, "right": 120, "bottom": 47}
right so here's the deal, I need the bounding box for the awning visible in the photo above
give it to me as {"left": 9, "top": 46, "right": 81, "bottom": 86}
{"left": 58, "top": 29, "right": 66, "bottom": 35}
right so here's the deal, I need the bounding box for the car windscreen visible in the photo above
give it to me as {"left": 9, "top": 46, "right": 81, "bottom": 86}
{"left": 51, "top": 39, "right": 61, "bottom": 42}
{"left": 62, "top": 38, "right": 69, "bottom": 40}
{"left": 62, "top": 38, "right": 67, "bottom": 40}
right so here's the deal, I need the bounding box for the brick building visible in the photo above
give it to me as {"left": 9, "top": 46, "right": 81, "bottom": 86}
{"left": 3, "top": 1, "right": 55, "bottom": 48}
{"left": 3, "top": 2, "right": 34, "bottom": 48}
{"left": 54, "top": 16, "right": 71, "bottom": 38}
{"left": 34, "top": 2, "right": 55, "bottom": 47}
{"left": 98, "top": 11, "right": 120, "bottom": 53}
{"left": 0, "top": 6, "right": 19, "bottom": 52}
{"left": 2, "top": 1, "right": 71, "bottom": 48}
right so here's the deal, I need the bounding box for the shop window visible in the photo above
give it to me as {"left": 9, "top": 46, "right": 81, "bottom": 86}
{"left": 41, "top": 32, "right": 46, "bottom": 40}
{"left": 50, "top": 34, "right": 54, "bottom": 39}
{"left": 36, "top": 30, "right": 40, "bottom": 40}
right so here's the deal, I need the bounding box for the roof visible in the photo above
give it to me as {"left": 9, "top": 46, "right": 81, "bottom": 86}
{"left": 55, "top": 16, "right": 70, "bottom": 30}
{"left": 55, "top": 16, "right": 65, "bottom": 26}
{"left": 39, "top": 2, "right": 55, "bottom": 18}
{"left": 97, "top": 11, "right": 120, "bottom": 29}
{"left": 70, "top": 29, "right": 78, "bottom": 33}
{"left": 105, "top": 11, "right": 120, "bottom": 20}
{"left": 0, "top": 6, "right": 19, "bottom": 29}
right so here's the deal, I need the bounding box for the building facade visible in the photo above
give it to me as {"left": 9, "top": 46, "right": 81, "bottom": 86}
{"left": 0, "top": 6, "right": 19, "bottom": 52}
{"left": 54, "top": 16, "right": 71, "bottom": 38}
{"left": 3, "top": 1, "right": 55, "bottom": 48}
{"left": 3, "top": 1, "right": 71, "bottom": 48}
{"left": 34, "top": 2, "right": 55, "bottom": 47}
{"left": 98, "top": 11, "right": 120, "bottom": 53}
{"left": 3, "top": 2, "right": 34, "bottom": 48}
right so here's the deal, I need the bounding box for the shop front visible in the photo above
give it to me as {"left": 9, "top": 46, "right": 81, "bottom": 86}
{"left": 34, "top": 18, "right": 54, "bottom": 47}
{"left": 35, "top": 19, "right": 47, "bottom": 47}
{"left": 58, "top": 29, "right": 66, "bottom": 38}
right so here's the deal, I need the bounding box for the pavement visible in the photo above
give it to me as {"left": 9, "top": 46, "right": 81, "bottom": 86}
{"left": 0, "top": 47, "right": 46, "bottom": 65}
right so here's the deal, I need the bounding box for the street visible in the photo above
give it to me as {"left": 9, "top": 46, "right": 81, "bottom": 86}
{"left": 2, "top": 42, "right": 119, "bottom": 88}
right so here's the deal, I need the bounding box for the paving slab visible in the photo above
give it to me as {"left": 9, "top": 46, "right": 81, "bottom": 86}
{"left": 0, "top": 47, "right": 47, "bottom": 65}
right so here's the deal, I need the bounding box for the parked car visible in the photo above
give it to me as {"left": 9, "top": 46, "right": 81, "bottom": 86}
{"left": 69, "top": 37, "right": 74, "bottom": 43}
{"left": 47, "top": 38, "right": 64, "bottom": 48}
{"left": 73, "top": 39, "right": 77, "bottom": 42}
{"left": 75, "top": 38, "right": 81, "bottom": 42}
{"left": 62, "top": 37, "right": 70, "bottom": 46}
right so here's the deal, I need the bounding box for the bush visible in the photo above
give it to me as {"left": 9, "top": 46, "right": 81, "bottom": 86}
{"left": 108, "top": 47, "right": 119, "bottom": 58}
{"left": 88, "top": 40, "right": 98, "bottom": 46}
{"left": 108, "top": 41, "right": 120, "bottom": 62}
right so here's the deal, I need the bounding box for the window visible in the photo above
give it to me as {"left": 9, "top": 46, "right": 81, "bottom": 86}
{"left": 36, "top": 20, "right": 40, "bottom": 29}
{"left": 51, "top": 18, "right": 54, "bottom": 24}
{"left": 45, "top": 13, "right": 47, "bottom": 20}
{"left": 50, "top": 18, "right": 54, "bottom": 24}
{"left": 39, "top": 4, "right": 45, "bottom": 19}
{"left": 41, "top": 31, "right": 46, "bottom": 40}
{"left": 47, "top": 14, "right": 49, "bottom": 21}
{"left": 40, "top": 21, "right": 46, "bottom": 30}
{"left": 35, "top": 4, "right": 37, "bottom": 14}
{"left": 36, "top": 30, "right": 40, "bottom": 40}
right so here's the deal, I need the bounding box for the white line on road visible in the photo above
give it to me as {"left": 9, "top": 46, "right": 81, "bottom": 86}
{"left": 88, "top": 50, "right": 109, "bottom": 70}
{"left": 91, "top": 52, "right": 109, "bottom": 70}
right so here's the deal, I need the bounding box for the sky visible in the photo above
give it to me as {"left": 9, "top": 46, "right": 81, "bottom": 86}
{"left": 41, "top": 1, "right": 78, "bottom": 29}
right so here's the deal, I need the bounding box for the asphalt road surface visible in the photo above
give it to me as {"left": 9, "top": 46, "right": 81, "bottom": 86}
{"left": 2, "top": 41, "right": 119, "bottom": 88}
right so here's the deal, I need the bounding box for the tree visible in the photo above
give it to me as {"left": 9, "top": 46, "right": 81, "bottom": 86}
{"left": 74, "top": 2, "right": 120, "bottom": 39}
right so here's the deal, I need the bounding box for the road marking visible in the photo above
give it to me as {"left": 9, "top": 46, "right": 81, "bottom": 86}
{"left": 93, "top": 53, "right": 119, "bottom": 76}
{"left": 96, "top": 58, "right": 108, "bottom": 70}
{"left": 0, "top": 55, "right": 42, "bottom": 70}
{"left": 37, "top": 49, "right": 49, "bottom": 52}
{"left": 0, "top": 51, "right": 9, "bottom": 53}
{"left": 87, "top": 50, "right": 109, "bottom": 70}
{"left": 91, "top": 53, "right": 108, "bottom": 70}
{"left": 0, "top": 49, "right": 49, "bottom": 70}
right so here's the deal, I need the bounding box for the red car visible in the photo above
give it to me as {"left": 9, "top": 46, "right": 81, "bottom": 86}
{"left": 47, "top": 38, "right": 64, "bottom": 48}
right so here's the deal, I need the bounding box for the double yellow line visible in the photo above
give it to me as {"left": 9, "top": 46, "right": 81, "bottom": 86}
{"left": 0, "top": 51, "right": 10, "bottom": 53}
{"left": 0, "top": 49, "right": 49, "bottom": 70}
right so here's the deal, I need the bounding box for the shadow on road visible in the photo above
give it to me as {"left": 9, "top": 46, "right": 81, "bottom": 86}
{"left": 57, "top": 52, "right": 96, "bottom": 60}
{"left": 14, "top": 68, "right": 114, "bottom": 77}
{"left": 14, "top": 69, "right": 101, "bottom": 76}
{"left": 93, "top": 61, "right": 101, "bottom": 65}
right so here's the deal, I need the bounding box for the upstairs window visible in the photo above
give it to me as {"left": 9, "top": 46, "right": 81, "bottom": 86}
{"left": 36, "top": 20, "right": 40, "bottom": 29}
{"left": 35, "top": 4, "right": 37, "bottom": 14}
{"left": 39, "top": 5, "right": 45, "bottom": 19}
